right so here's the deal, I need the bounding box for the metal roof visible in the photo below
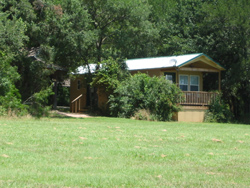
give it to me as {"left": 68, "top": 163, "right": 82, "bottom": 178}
{"left": 74, "top": 53, "right": 224, "bottom": 74}
{"left": 126, "top": 53, "right": 202, "bottom": 71}
{"left": 75, "top": 64, "right": 98, "bottom": 74}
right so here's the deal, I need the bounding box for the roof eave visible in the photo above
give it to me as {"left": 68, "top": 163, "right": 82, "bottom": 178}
{"left": 177, "top": 53, "right": 226, "bottom": 71}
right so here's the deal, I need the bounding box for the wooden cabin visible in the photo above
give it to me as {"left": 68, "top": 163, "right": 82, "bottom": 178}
{"left": 70, "top": 53, "right": 225, "bottom": 122}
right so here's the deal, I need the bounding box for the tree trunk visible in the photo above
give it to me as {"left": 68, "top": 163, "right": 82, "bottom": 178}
{"left": 53, "top": 80, "right": 58, "bottom": 110}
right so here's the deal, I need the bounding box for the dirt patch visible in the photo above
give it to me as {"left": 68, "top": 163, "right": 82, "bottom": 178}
{"left": 54, "top": 111, "right": 93, "bottom": 118}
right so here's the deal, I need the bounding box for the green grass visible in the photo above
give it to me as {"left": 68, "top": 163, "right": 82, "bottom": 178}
{"left": 0, "top": 117, "right": 250, "bottom": 187}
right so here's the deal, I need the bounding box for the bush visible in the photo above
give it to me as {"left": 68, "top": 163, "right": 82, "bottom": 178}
{"left": 28, "top": 86, "right": 54, "bottom": 118}
{"left": 109, "top": 73, "right": 183, "bottom": 121}
{"left": 0, "top": 85, "right": 28, "bottom": 117}
{"left": 204, "top": 93, "right": 233, "bottom": 123}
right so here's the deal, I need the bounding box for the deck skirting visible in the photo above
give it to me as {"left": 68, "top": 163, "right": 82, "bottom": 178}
{"left": 173, "top": 106, "right": 208, "bottom": 122}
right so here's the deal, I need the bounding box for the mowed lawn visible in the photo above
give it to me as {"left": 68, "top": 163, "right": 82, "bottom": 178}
{"left": 0, "top": 117, "right": 250, "bottom": 188}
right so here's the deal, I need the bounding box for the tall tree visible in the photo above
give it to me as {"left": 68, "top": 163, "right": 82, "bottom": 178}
{"left": 199, "top": 0, "right": 250, "bottom": 119}
{"left": 0, "top": 10, "right": 28, "bottom": 110}
{"left": 82, "top": 0, "right": 158, "bottom": 63}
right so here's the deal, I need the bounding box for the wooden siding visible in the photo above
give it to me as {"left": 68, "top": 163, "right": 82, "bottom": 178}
{"left": 70, "top": 76, "right": 87, "bottom": 111}
{"left": 130, "top": 69, "right": 162, "bottom": 77}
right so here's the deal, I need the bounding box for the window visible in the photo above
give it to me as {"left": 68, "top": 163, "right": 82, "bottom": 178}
{"left": 179, "top": 75, "right": 200, "bottom": 91}
{"left": 77, "top": 80, "right": 81, "bottom": 90}
{"left": 166, "top": 75, "right": 173, "bottom": 83}
{"left": 190, "top": 75, "right": 199, "bottom": 91}
{"left": 179, "top": 75, "right": 188, "bottom": 91}
{"left": 164, "top": 72, "right": 176, "bottom": 84}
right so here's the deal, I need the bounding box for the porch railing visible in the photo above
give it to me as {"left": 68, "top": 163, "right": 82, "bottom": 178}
{"left": 71, "top": 94, "right": 83, "bottom": 113}
{"left": 180, "top": 91, "right": 218, "bottom": 106}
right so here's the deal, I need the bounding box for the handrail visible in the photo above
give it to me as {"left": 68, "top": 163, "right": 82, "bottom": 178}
{"left": 180, "top": 91, "right": 218, "bottom": 106}
{"left": 71, "top": 94, "right": 83, "bottom": 103}
{"left": 71, "top": 94, "right": 83, "bottom": 113}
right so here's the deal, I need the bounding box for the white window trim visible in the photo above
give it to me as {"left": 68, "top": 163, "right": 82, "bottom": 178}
{"left": 179, "top": 75, "right": 200, "bottom": 91}
{"left": 179, "top": 75, "right": 189, "bottom": 91}
{"left": 190, "top": 75, "right": 200, "bottom": 91}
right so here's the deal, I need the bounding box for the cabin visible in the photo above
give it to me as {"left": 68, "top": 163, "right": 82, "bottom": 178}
{"left": 70, "top": 53, "right": 225, "bottom": 122}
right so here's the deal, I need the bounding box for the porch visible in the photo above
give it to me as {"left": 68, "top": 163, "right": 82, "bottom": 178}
{"left": 180, "top": 91, "right": 218, "bottom": 106}
{"left": 173, "top": 91, "right": 218, "bottom": 122}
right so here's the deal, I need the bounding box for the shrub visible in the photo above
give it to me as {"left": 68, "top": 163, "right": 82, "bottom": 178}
{"left": 109, "top": 73, "right": 183, "bottom": 121}
{"left": 0, "top": 85, "right": 28, "bottom": 117}
{"left": 28, "top": 86, "right": 54, "bottom": 118}
{"left": 204, "top": 93, "right": 233, "bottom": 123}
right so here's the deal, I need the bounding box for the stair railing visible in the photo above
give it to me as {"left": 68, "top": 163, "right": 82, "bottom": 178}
{"left": 71, "top": 94, "right": 83, "bottom": 113}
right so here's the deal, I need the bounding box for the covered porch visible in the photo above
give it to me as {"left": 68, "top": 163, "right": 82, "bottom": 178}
{"left": 162, "top": 54, "right": 225, "bottom": 122}
{"left": 162, "top": 54, "right": 224, "bottom": 108}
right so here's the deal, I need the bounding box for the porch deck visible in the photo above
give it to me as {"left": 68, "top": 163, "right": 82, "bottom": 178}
{"left": 180, "top": 91, "right": 218, "bottom": 106}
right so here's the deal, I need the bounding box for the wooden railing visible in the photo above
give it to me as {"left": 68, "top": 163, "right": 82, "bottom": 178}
{"left": 180, "top": 91, "right": 218, "bottom": 106}
{"left": 71, "top": 94, "right": 83, "bottom": 113}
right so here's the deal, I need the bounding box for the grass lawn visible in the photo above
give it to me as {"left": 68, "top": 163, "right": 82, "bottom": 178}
{"left": 0, "top": 116, "right": 250, "bottom": 187}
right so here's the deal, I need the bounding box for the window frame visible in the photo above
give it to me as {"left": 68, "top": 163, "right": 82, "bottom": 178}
{"left": 179, "top": 74, "right": 200, "bottom": 91}
{"left": 164, "top": 72, "right": 176, "bottom": 84}
{"left": 190, "top": 75, "right": 199, "bottom": 91}
{"left": 179, "top": 75, "right": 189, "bottom": 91}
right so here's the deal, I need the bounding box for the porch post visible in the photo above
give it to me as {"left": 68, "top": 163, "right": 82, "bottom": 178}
{"left": 176, "top": 70, "right": 179, "bottom": 87}
{"left": 218, "top": 71, "right": 221, "bottom": 91}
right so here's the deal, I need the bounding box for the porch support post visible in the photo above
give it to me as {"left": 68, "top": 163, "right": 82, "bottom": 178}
{"left": 176, "top": 69, "right": 179, "bottom": 87}
{"left": 218, "top": 71, "right": 221, "bottom": 91}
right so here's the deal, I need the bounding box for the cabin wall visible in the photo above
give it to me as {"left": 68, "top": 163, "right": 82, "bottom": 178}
{"left": 70, "top": 75, "right": 87, "bottom": 110}
{"left": 161, "top": 70, "right": 203, "bottom": 91}
{"left": 70, "top": 76, "right": 109, "bottom": 110}
{"left": 130, "top": 69, "right": 162, "bottom": 77}
{"left": 130, "top": 69, "right": 203, "bottom": 91}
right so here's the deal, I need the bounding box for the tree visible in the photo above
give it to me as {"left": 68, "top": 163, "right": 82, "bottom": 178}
{"left": 1, "top": 0, "right": 96, "bottom": 110}
{"left": 91, "top": 57, "right": 130, "bottom": 94}
{"left": 196, "top": 0, "right": 250, "bottom": 119}
{"left": 82, "top": 0, "right": 158, "bottom": 63}
{"left": 0, "top": 11, "right": 28, "bottom": 113}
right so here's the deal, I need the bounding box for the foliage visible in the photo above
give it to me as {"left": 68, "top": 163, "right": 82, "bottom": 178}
{"left": 205, "top": 94, "right": 233, "bottom": 123}
{"left": 91, "top": 58, "right": 130, "bottom": 93}
{"left": 0, "top": 90, "right": 28, "bottom": 117}
{"left": 56, "top": 83, "right": 70, "bottom": 106}
{"left": 83, "top": 0, "right": 158, "bottom": 62}
{"left": 0, "top": 10, "right": 28, "bottom": 115}
{"left": 28, "top": 86, "right": 54, "bottom": 118}
{"left": 109, "top": 73, "right": 183, "bottom": 121}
